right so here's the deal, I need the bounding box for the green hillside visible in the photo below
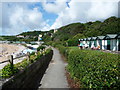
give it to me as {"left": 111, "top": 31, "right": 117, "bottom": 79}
{"left": 51, "top": 16, "right": 120, "bottom": 42}
{"left": 1, "top": 16, "right": 120, "bottom": 44}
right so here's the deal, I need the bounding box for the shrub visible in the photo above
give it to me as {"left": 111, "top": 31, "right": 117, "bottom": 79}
{"left": 2, "top": 64, "right": 19, "bottom": 78}
{"left": 37, "top": 46, "right": 45, "bottom": 51}
{"left": 67, "top": 49, "right": 120, "bottom": 88}
{"left": 54, "top": 44, "right": 69, "bottom": 58}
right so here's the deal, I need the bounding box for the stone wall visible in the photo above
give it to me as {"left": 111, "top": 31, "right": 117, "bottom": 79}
{"left": 1, "top": 50, "right": 53, "bottom": 89}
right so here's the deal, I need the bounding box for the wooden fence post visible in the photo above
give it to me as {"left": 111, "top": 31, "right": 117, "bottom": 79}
{"left": 8, "top": 55, "right": 13, "bottom": 66}
{"left": 27, "top": 52, "right": 30, "bottom": 61}
{"left": 8, "top": 55, "right": 14, "bottom": 74}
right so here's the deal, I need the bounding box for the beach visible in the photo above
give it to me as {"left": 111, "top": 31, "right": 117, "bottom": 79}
{"left": 0, "top": 44, "right": 26, "bottom": 62}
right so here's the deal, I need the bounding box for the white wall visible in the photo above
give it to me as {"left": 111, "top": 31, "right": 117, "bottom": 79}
{"left": 83, "top": 41, "right": 86, "bottom": 45}
{"left": 116, "top": 39, "right": 119, "bottom": 51}
{"left": 91, "top": 41, "right": 95, "bottom": 48}
{"left": 110, "top": 39, "right": 117, "bottom": 51}
{"left": 102, "top": 40, "right": 105, "bottom": 50}
{"left": 96, "top": 40, "right": 99, "bottom": 46}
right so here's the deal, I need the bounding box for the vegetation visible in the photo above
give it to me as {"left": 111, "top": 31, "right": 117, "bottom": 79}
{"left": 0, "top": 36, "right": 19, "bottom": 41}
{"left": 1, "top": 47, "right": 52, "bottom": 78}
{"left": 51, "top": 43, "right": 120, "bottom": 88}
{"left": 1, "top": 64, "right": 19, "bottom": 78}
{"left": 42, "top": 16, "right": 120, "bottom": 46}
{"left": 1, "top": 16, "right": 119, "bottom": 46}
{"left": 67, "top": 49, "right": 120, "bottom": 88}
{"left": 67, "top": 34, "right": 85, "bottom": 46}
{"left": 37, "top": 46, "right": 46, "bottom": 51}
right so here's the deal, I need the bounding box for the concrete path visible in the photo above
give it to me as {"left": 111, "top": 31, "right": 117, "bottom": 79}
{"left": 38, "top": 48, "right": 69, "bottom": 88}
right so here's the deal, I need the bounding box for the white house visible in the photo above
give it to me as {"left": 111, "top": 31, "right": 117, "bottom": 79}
{"left": 96, "top": 36, "right": 105, "bottom": 50}
{"left": 83, "top": 38, "right": 87, "bottom": 45}
{"left": 104, "top": 34, "right": 117, "bottom": 51}
{"left": 16, "top": 35, "right": 24, "bottom": 38}
{"left": 86, "top": 37, "right": 91, "bottom": 48}
{"left": 54, "top": 29, "right": 58, "bottom": 33}
{"left": 90, "top": 37, "right": 97, "bottom": 48}
{"left": 116, "top": 34, "right": 120, "bottom": 51}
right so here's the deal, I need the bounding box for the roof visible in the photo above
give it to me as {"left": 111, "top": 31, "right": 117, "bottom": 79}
{"left": 81, "top": 39, "right": 84, "bottom": 41}
{"left": 116, "top": 34, "right": 120, "bottom": 39}
{"left": 97, "top": 36, "right": 105, "bottom": 40}
{"left": 83, "top": 38, "right": 87, "bottom": 41}
{"left": 91, "top": 37, "right": 97, "bottom": 40}
{"left": 87, "top": 37, "right": 91, "bottom": 41}
{"left": 104, "top": 34, "right": 117, "bottom": 39}
{"left": 79, "top": 39, "right": 84, "bottom": 41}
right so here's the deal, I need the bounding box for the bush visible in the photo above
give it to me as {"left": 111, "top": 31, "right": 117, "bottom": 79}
{"left": 1, "top": 48, "right": 52, "bottom": 78}
{"left": 2, "top": 64, "right": 19, "bottom": 78}
{"left": 67, "top": 49, "right": 120, "bottom": 88}
{"left": 67, "top": 33, "right": 85, "bottom": 46}
{"left": 54, "top": 44, "right": 69, "bottom": 58}
{"left": 37, "top": 46, "right": 45, "bottom": 51}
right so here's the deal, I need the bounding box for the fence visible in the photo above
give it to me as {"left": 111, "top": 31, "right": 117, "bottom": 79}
{"left": 0, "top": 52, "right": 31, "bottom": 71}
{"left": 1, "top": 50, "right": 53, "bottom": 89}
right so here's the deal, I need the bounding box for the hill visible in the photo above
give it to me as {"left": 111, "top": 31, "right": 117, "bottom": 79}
{"left": 1, "top": 16, "right": 119, "bottom": 44}
{"left": 51, "top": 16, "right": 120, "bottom": 42}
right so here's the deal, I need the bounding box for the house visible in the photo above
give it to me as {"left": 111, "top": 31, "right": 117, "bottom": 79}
{"left": 54, "top": 29, "right": 58, "bottom": 33}
{"left": 83, "top": 38, "right": 87, "bottom": 45}
{"left": 90, "top": 37, "right": 97, "bottom": 48}
{"left": 38, "top": 34, "right": 42, "bottom": 41}
{"left": 16, "top": 35, "right": 24, "bottom": 38}
{"left": 104, "top": 34, "right": 117, "bottom": 51}
{"left": 86, "top": 37, "right": 91, "bottom": 48}
{"left": 96, "top": 36, "right": 105, "bottom": 50}
{"left": 116, "top": 33, "right": 120, "bottom": 51}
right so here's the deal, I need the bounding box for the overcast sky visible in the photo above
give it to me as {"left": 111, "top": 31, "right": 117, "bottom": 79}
{"left": 0, "top": 0, "right": 119, "bottom": 35}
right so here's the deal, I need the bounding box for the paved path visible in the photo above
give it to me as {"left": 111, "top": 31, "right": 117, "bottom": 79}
{"left": 38, "top": 48, "right": 69, "bottom": 88}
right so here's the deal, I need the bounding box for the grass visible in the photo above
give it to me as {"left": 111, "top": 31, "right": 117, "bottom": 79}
{"left": 68, "top": 46, "right": 78, "bottom": 50}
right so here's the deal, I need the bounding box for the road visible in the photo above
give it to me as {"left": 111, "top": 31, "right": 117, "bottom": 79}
{"left": 38, "top": 48, "right": 69, "bottom": 88}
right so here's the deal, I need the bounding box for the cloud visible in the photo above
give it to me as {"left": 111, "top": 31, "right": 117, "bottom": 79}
{"left": 2, "top": 3, "right": 50, "bottom": 35}
{"left": 42, "top": 0, "right": 68, "bottom": 14}
{"left": 49, "top": 0, "right": 119, "bottom": 29}
{"left": 1, "top": 0, "right": 119, "bottom": 35}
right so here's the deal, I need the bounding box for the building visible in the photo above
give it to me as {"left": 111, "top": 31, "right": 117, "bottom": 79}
{"left": 104, "top": 34, "right": 117, "bottom": 51}
{"left": 16, "top": 35, "right": 24, "bottom": 38}
{"left": 116, "top": 34, "right": 120, "bottom": 51}
{"left": 96, "top": 36, "right": 105, "bottom": 50}
{"left": 90, "top": 37, "right": 97, "bottom": 48}
{"left": 38, "top": 34, "right": 42, "bottom": 41}
{"left": 83, "top": 38, "right": 87, "bottom": 45}
{"left": 54, "top": 29, "right": 58, "bottom": 33}
{"left": 86, "top": 37, "right": 91, "bottom": 48}
{"left": 79, "top": 33, "right": 120, "bottom": 51}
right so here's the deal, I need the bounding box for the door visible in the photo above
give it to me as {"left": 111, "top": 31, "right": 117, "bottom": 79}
{"left": 89, "top": 41, "right": 91, "bottom": 47}
{"left": 107, "top": 40, "right": 110, "bottom": 50}
{"left": 94, "top": 40, "right": 97, "bottom": 47}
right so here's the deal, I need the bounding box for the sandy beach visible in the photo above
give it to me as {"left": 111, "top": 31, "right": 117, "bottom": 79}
{"left": 0, "top": 44, "right": 26, "bottom": 62}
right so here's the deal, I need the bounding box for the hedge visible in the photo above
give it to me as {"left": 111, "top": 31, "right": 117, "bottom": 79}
{"left": 67, "top": 49, "right": 120, "bottom": 88}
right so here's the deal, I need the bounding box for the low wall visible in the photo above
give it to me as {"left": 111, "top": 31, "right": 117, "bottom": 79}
{"left": 1, "top": 50, "right": 53, "bottom": 89}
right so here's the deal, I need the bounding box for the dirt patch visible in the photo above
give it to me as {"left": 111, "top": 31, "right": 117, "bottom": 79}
{"left": 65, "top": 69, "right": 81, "bottom": 88}
{"left": 50, "top": 60, "right": 54, "bottom": 63}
